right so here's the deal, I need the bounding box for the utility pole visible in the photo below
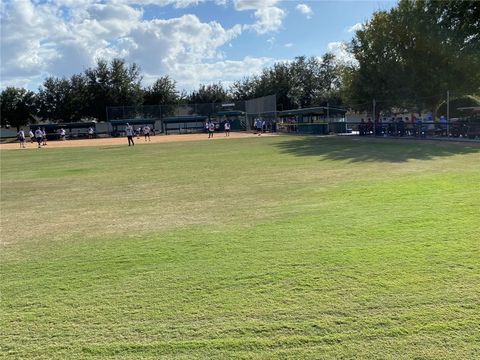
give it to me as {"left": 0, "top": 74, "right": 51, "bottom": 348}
{"left": 446, "top": 90, "right": 450, "bottom": 136}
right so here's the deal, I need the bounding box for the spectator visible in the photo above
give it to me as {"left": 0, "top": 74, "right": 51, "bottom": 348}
{"left": 366, "top": 118, "right": 373, "bottom": 135}
{"left": 359, "top": 118, "right": 366, "bottom": 136}
{"left": 397, "top": 117, "right": 405, "bottom": 136}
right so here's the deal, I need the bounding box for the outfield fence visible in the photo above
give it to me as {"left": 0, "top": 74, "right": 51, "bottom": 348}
{"left": 275, "top": 119, "right": 480, "bottom": 140}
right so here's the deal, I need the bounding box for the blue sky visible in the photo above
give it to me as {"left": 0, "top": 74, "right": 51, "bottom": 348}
{"left": 0, "top": 0, "right": 397, "bottom": 91}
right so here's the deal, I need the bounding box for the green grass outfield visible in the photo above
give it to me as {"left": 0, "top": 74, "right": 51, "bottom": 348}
{"left": 1, "top": 135, "right": 479, "bottom": 359}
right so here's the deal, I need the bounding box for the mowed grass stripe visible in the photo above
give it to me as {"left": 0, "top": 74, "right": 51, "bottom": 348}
{"left": 1, "top": 136, "right": 479, "bottom": 359}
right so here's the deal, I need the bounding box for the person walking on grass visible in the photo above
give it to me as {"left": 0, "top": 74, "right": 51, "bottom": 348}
{"left": 125, "top": 123, "right": 134, "bottom": 146}
{"left": 143, "top": 125, "right": 151, "bottom": 141}
{"left": 17, "top": 129, "right": 26, "bottom": 148}
{"left": 34, "top": 128, "right": 43, "bottom": 148}
{"left": 28, "top": 129, "right": 34, "bottom": 143}
{"left": 224, "top": 120, "right": 230, "bottom": 137}
{"left": 208, "top": 121, "right": 215, "bottom": 138}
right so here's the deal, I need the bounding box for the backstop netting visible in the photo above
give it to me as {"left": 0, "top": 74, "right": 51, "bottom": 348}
{"left": 106, "top": 96, "right": 279, "bottom": 135}
{"left": 106, "top": 101, "right": 247, "bottom": 134}
{"left": 245, "top": 95, "right": 277, "bottom": 131}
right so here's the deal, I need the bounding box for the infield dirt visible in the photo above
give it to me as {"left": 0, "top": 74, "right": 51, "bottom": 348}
{"left": 0, "top": 132, "right": 275, "bottom": 150}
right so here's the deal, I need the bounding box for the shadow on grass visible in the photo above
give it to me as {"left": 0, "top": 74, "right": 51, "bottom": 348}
{"left": 274, "top": 136, "right": 480, "bottom": 163}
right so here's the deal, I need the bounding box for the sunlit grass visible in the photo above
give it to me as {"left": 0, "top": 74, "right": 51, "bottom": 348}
{"left": 1, "top": 136, "right": 479, "bottom": 359}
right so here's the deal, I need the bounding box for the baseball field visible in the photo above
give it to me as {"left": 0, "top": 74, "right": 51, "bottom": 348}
{"left": 1, "top": 134, "right": 479, "bottom": 359}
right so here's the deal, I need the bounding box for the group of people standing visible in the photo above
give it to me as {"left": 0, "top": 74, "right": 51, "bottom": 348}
{"left": 16, "top": 126, "right": 98, "bottom": 148}
{"left": 358, "top": 117, "right": 410, "bottom": 137}
{"left": 358, "top": 115, "right": 447, "bottom": 137}
{"left": 254, "top": 118, "right": 266, "bottom": 134}
{"left": 205, "top": 120, "right": 231, "bottom": 138}
{"left": 16, "top": 128, "right": 47, "bottom": 148}
{"left": 124, "top": 123, "right": 153, "bottom": 146}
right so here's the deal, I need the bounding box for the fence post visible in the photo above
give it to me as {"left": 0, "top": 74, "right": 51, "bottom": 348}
{"left": 446, "top": 90, "right": 450, "bottom": 136}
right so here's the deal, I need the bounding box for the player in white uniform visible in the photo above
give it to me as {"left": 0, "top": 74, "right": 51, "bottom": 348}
{"left": 125, "top": 123, "right": 134, "bottom": 146}
{"left": 17, "top": 129, "right": 26, "bottom": 148}
{"left": 34, "top": 128, "right": 43, "bottom": 148}
{"left": 208, "top": 121, "right": 215, "bottom": 138}
{"left": 224, "top": 121, "right": 230, "bottom": 137}
{"left": 143, "top": 125, "right": 151, "bottom": 141}
{"left": 42, "top": 128, "right": 47, "bottom": 146}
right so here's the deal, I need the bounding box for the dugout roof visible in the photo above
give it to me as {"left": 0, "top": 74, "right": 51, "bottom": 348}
{"left": 162, "top": 115, "right": 208, "bottom": 123}
{"left": 215, "top": 111, "right": 245, "bottom": 117}
{"left": 30, "top": 122, "right": 96, "bottom": 130}
{"left": 457, "top": 106, "right": 480, "bottom": 113}
{"left": 279, "top": 106, "right": 347, "bottom": 117}
{"left": 61, "top": 122, "right": 96, "bottom": 129}
{"left": 110, "top": 119, "right": 157, "bottom": 126}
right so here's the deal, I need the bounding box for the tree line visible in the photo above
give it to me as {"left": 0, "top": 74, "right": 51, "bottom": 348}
{"left": 2, "top": 0, "right": 478, "bottom": 131}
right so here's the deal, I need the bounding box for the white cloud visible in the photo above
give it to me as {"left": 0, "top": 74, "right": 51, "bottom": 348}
{"left": 233, "top": 0, "right": 279, "bottom": 11}
{"left": 245, "top": 6, "right": 285, "bottom": 34}
{"left": 347, "top": 22, "right": 363, "bottom": 33}
{"left": 295, "top": 4, "right": 313, "bottom": 19}
{"left": 124, "top": 15, "right": 242, "bottom": 74}
{"left": 0, "top": 0, "right": 64, "bottom": 81}
{"left": 233, "top": 0, "right": 285, "bottom": 34}
{"left": 117, "top": 1, "right": 205, "bottom": 8}
{"left": 0, "top": 0, "right": 277, "bottom": 91}
{"left": 49, "top": 0, "right": 224, "bottom": 9}
{"left": 327, "top": 42, "right": 357, "bottom": 65}
{"left": 171, "top": 56, "right": 275, "bottom": 89}
{"left": 284, "top": 43, "right": 293, "bottom": 48}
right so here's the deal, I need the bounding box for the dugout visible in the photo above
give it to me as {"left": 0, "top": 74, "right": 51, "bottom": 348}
{"left": 29, "top": 122, "right": 97, "bottom": 140}
{"left": 61, "top": 122, "right": 96, "bottom": 139}
{"left": 277, "top": 107, "right": 347, "bottom": 134}
{"left": 162, "top": 115, "right": 208, "bottom": 135}
{"left": 247, "top": 111, "right": 278, "bottom": 132}
{"left": 214, "top": 110, "right": 246, "bottom": 130}
{"left": 109, "top": 119, "right": 157, "bottom": 136}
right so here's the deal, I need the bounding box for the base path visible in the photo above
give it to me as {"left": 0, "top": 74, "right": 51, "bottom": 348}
{"left": 0, "top": 132, "right": 275, "bottom": 150}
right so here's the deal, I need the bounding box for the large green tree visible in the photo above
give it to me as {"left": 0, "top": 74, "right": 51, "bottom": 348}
{"left": 84, "top": 59, "right": 143, "bottom": 121}
{"left": 0, "top": 87, "right": 36, "bottom": 131}
{"left": 189, "top": 83, "right": 230, "bottom": 104}
{"left": 143, "top": 76, "right": 178, "bottom": 106}
{"left": 230, "top": 54, "right": 344, "bottom": 110}
{"left": 344, "top": 0, "right": 480, "bottom": 115}
{"left": 36, "top": 77, "right": 71, "bottom": 122}
{"left": 36, "top": 74, "right": 89, "bottom": 122}
{"left": 143, "top": 76, "right": 179, "bottom": 117}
